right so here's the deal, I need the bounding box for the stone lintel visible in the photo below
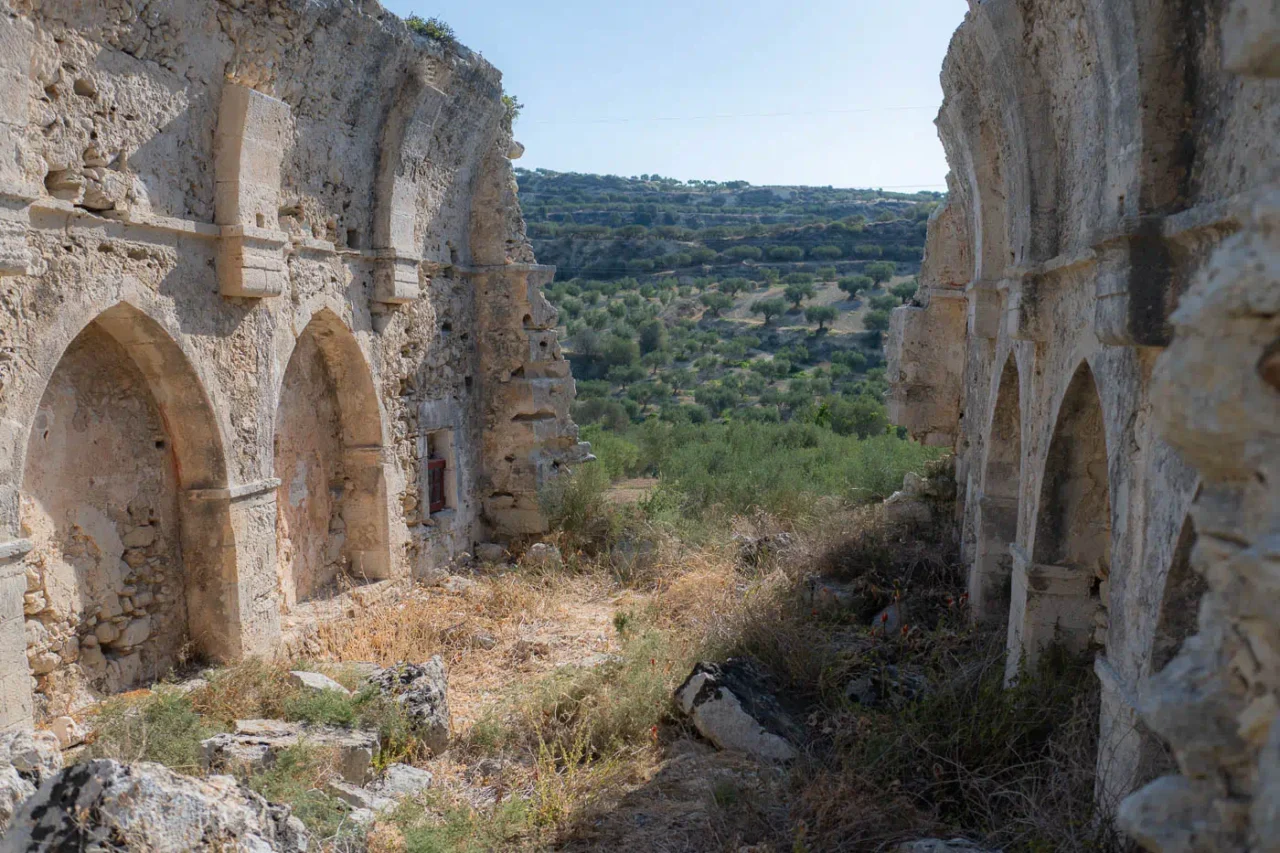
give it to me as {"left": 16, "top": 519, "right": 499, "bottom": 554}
{"left": 186, "top": 478, "right": 281, "bottom": 503}
{"left": 373, "top": 251, "right": 421, "bottom": 304}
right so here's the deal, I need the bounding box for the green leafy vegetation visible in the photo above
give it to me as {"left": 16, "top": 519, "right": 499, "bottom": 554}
{"left": 405, "top": 15, "right": 455, "bottom": 44}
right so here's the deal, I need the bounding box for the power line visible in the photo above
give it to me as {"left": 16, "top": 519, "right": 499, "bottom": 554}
{"left": 528, "top": 105, "right": 936, "bottom": 126}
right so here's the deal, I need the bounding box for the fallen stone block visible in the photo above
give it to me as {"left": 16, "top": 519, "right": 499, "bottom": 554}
{"left": 369, "top": 762, "right": 433, "bottom": 799}
{"left": 675, "top": 659, "right": 800, "bottom": 762}
{"left": 368, "top": 658, "right": 451, "bottom": 755}
{"left": 0, "top": 759, "right": 308, "bottom": 852}
{"left": 48, "top": 716, "right": 88, "bottom": 750}
{"left": 289, "top": 670, "right": 352, "bottom": 696}
{"left": 0, "top": 729, "right": 62, "bottom": 832}
{"left": 325, "top": 778, "right": 393, "bottom": 812}
{"left": 201, "top": 719, "right": 378, "bottom": 784}
{"left": 474, "top": 542, "right": 507, "bottom": 563}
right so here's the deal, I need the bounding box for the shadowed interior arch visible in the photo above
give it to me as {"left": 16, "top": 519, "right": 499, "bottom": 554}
{"left": 273, "top": 310, "right": 390, "bottom": 609}
{"left": 972, "top": 355, "right": 1022, "bottom": 625}
{"left": 18, "top": 303, "right": 234, "bottom": 711}
{"left": 1007, "top": 361, "right": 1112, "bottom": 682}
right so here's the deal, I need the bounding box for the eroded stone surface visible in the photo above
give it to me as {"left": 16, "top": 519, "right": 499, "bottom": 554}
{"left": 0, "top": 0, "right": 583, "bottom": 729}
{"left": 368, "top": 658, "right": 451, "bottom": 755}
{"left": 0, "top": 759, "right": 308, "bottom": 852}
{"left": 884, "top": 0, "right": 1279, "bottom": 835}
{"left": 201, "top": 720, "right": 379, "bottom": 785}
{"left": 675, "top": 660, "right": 799, "bottom": 762}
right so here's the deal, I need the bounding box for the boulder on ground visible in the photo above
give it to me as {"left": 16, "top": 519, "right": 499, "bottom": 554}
{"left": 0, "top": 729, "right": 63, "bottom": 832}
{"left": 807, "top": 577, "right": 857, "bottom": 613}
{"left": 368, "top": 657, "right": 451, "bottom": 755}
{"left": 674, "top": 659, "right": 800, "bottom": 762}
{"left": 48, "top": 715, "right": 88, "bottom": 750}
{"left": 522, "top": 542, "right": 562, "bottom": 570}
{"left": 474, "top": 542, "right": 507, "bottom": 563}
{"left": 289, "top": 670, "right": 351, "bottom": 696}
{"left": 368, "top": 762, "right": 433, "bottom": 799}
{"left": 324, "top": 762, "right": 432, "bottom": 817}
{"left": 201, "top": 719, "right": 378, "bottom": 784}
{"left": 0, "top": 759, "right": 308, "bottom": 852}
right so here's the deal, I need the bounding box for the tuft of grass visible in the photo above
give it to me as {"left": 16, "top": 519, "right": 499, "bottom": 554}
{"left": 405, "top": 15, "right": 455, "bottom": 44}
{"left": 82, "top": 688, "right": 223, "bottom": 772}
{"left": 245, "top": 743, "right": 358, "bottom": 843}
{"left": 538, "top": 462, "right": 621, "bottom": 555}
{"left": 467, "top": 626, "right": 681, "bottom": 760}
{"left": 380, "top": 794, "right": 532, "bottom": 853}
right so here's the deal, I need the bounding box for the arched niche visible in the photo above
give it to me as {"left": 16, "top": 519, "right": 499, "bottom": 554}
{"left": 274, "top": 309, "right": 390, "bottom": 609}
{"left": 972, "top": 355, "right": 1022, "bottom": 625}
{"left": 1007, "top": 361, "right": 1112, "bottom": 679}
{"left": 19, "top": 303, "right": 232, "bottom": 714}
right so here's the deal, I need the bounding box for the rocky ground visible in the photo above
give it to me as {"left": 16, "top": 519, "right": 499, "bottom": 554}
{"left": 0, "top": 467, "right": 1108, "bottom": 852}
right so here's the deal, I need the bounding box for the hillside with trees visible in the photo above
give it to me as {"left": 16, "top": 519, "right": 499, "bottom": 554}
{"left": 518, "top": 170, "right": 938, "bottom": 454}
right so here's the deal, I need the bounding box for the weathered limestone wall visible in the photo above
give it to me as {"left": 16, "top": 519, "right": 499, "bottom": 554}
{"left": 886, "top": 0, "right": 1280, "bottom": 833}
{"left": 0, "top": 0, "right": 586, "bottom": 728}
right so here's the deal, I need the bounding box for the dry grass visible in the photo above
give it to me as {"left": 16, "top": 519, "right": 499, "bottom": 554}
{"left": 76, "top": 464, "right": 1119, "bottom": 852}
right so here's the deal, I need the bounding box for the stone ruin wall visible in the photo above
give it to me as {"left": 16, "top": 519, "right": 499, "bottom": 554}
{"left": 0, "top": 0, "right": 588, "bottom": 729}
{"left": 886, "top": 0, "right": 1279, "bottom": 847}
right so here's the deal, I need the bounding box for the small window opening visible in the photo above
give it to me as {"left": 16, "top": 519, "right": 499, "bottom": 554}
{"left": 346, "top": 228, "right": 360, "bottom": 249}
{"left": 425, "top": 430, "right": 456, "bottom": 515}
{"left": 255, "top": 213, "right": 265, "bottom": 228}
{"left": 427, "top": 457, "right": 446, "bottom": 513}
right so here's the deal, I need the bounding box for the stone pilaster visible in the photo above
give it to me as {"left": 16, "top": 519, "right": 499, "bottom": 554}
{"left": 214, "top": 83, "right": 292, "bottom": 299}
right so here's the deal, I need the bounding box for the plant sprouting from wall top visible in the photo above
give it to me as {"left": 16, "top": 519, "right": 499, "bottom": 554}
{"left": 406, "top": 15, "right": 456, "bottom": 45}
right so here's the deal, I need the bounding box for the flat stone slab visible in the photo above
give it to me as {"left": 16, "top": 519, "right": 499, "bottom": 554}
{"left": 289, "top": 670, "right": 351, "bottom": 695}
{"left": 201, "top": 720, "right": 378, "bottom": 784}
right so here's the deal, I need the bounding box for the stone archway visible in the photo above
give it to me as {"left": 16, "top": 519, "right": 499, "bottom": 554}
{"left": 1007, "top": 361, "right": 1111, "bottom": 680}
{"left": 1130, "top": 513, "right": 1205, "bottom": 786}
{"left": 18, "top": 303, "right": 231, "bottom": 715}
{"left": 972, "top": 355, "right": 1022, "bottom": 625}
{"left": 274, "top": 310, "right": 389, "bottom": 609}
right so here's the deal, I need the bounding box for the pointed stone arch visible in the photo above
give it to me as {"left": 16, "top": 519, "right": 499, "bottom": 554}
{"left": 17, "top": 302, "right": 238, "bottom": 714}
{"left": 972, "top": 354, "right": 1022, "bottom": 625}
{"left": 273, "top": 309, "right": 390, "bottom": 608}
{"left": 1007, "top": 361, "right": 1112, "bottom": 679}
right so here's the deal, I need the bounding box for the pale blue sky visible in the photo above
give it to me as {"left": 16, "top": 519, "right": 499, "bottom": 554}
{"left": 380, "top": 1, "right": 967, "bottom": 189}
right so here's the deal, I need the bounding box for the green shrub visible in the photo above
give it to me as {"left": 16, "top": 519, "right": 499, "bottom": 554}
{"left": 83, "top": 688, "right": 221, "bottom": 771}
{"left": 405, "top": 15, "right": 455, "bottom": 43}
{"left": 246, "top": 743, "right": 354, "bottom": 842}
{"left": 540, "top": 462, "right": 618, "bottom": 553}
{"left": 581, "top": 424, "right": 641, "bottom": 480}
{"left": 646, "top": 421, "right": 941, "bottom": 519}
